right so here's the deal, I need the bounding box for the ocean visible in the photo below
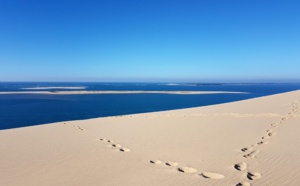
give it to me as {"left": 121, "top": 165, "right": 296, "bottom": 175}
{"left": 1, "top": 82, "right": 300, "bottom": 130}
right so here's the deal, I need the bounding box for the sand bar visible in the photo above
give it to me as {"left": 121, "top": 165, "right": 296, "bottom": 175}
{"left": 0, "top": 90, "right": 300, "bottom": 186}
{"left": 21, "top": 86, "right": 87, "bottom": 90}
{"left": 0, "top": 90, "right": 246, "bottom": 95}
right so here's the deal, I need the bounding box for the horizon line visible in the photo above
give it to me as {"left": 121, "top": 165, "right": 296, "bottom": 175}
{"left": 1, "top": 81, "right": 300, "bottom": 84}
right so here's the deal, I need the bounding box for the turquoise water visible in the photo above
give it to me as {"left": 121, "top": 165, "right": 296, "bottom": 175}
{"left": 0, "top": 82, "right": 299, "bottom": 130}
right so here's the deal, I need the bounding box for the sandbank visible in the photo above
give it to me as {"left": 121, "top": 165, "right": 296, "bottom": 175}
{"left": 21, "top": 86, "right": 86, "bottom": 90}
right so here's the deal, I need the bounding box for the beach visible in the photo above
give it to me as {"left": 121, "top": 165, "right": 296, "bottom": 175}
{"left": 0, "top": 90, "right": 299, "bottom": 186}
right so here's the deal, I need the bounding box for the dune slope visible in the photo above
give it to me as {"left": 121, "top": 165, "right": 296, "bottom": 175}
{"left": 0, "top": 90, "right": 299, "bottom": 186}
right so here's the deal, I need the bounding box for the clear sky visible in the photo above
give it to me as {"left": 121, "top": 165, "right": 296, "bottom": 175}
{"left": 0, "top": 0, "right": 299, "bottom": 82}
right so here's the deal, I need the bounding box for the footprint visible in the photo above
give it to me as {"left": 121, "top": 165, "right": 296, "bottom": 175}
{"left": 247, "top": 172, "right": 262, "bottom": 180}
{"left": 77, "top": 126, "right": 85, "bottom": 131}
{"left": 262, "top": 135, "right": 270, "bottom": 139}
{"left": 268, "top": 132, "right": 276, "bottom": 136}
{"left": 234, "top": 162, "right": 247, "bottom": 171}
{"left": 244, "top": 150, "right": 260, "bottom": 158}
{"left": 100, "top": 138, "right": 108, "bottom": 142}
{"left": 107, "top": 140, "right": 114, "bottom": 143}
{"left": 120, "top": 148, "right": 130, "bottom": 152}
{"left": 236, "top": 182, "right": 251, "bottom": 186}
{"left": 241, "top": 147, "right": 253, "bottom": 152}
{"left": 266, "top": 129, "right": 273, "bottom": 133}
{"left": 150, "top": 160, "right": 162, "bottom": 164}
{"left": 166, "top": 161, "right": 179, "bottom": 167}
{"left": 201, "top": 172, "right": 225, "bottom": 179}
{"left": 257, "top": 141, "right": 268, "bottom": 145}
{"left": 178, "top": 166, "right": 197, "bottom": 174}
{"left": 112, "top": 144, "right": 122, "bottom": 148}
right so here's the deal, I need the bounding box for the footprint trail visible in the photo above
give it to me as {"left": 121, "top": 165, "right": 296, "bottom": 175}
{"left": 234, "top": 99, "right": 300, "bottom": 185}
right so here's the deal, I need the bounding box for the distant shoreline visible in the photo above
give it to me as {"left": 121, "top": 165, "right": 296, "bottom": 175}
{"left": 0, "top": 90, "right": 247, "bottom": 95}
{"left": 21, "top": 86, "right": 86, "bottom": 90}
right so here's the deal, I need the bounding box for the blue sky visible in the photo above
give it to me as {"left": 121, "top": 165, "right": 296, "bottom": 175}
{"left": 0, "top": 0, "right": 299, "bottom": 82}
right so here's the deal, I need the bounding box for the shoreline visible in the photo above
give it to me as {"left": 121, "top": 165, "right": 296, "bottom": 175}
{"left": 0, "top": 90, "right": 247, "bottom": 95}
{"left": 1, "top": 90, "right": 299, "bottom": 186}
{"left": 21, "top": 86, "right": 87, "bottom": 90}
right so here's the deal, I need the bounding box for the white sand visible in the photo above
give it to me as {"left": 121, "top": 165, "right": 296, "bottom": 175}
{"left": 0, "top": 90, "right": 300, "bottom": 186}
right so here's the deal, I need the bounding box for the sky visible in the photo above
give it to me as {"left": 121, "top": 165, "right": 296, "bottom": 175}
{"left": 0, "top": 0, "right": 299, "bottom": 82}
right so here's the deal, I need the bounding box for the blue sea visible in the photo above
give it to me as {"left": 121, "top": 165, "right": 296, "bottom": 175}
{"left": 0, "top": 82, "right": 300, "bottom": 130}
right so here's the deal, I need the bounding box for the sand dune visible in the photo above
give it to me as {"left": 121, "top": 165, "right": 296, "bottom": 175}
{"left": 0, "top": 90, "right": 300, "bottom": 186}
